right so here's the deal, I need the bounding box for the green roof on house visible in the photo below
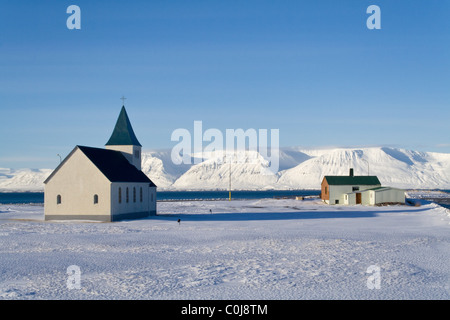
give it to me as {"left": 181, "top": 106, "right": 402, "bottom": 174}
{"left": 324, "top": 176, "right": 381, "bottom": 186}
{"left": 105, "top": 106, "right": 142, "bottom": 147}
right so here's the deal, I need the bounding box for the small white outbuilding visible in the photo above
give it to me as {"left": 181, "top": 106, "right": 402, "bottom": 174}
{"left": 356, "top": 187, "right": 405, "bottom": 206}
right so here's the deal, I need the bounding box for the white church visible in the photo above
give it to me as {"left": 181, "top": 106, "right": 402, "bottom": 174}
{"left": 44, "top": 106, "right": 157, "bottom": 222}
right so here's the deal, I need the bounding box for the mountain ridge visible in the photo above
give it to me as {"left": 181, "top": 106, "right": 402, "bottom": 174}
{"left": 1, "top": 147, "right": 449, "bottom": 191}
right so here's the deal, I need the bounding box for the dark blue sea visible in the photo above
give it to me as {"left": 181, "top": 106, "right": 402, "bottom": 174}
{"left": 0, "top": 190, "right": 320, "bottom": 204}
{"left": 1, "top": 190, "right": 449, "bottom": 209}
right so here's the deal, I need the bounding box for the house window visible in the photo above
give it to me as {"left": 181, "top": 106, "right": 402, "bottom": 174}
{"left": 345, "top": 195, "right": 348, "bottom": 200}
{"left": 140, "top": 187, "right": 143, "bottom": 202}
{"left": 352, "top": 186, "right": 360, "bottom": 192}
{"left": 119, "top": 188, "right": 122, "bottom": 204}
{"left": 151, "top": 193, "right": 153, "bottom": 202}
{"left": 134, "top": 150, "right": 140, "bottom": 159}
{"left": 57, "top": 195, "right": 62, "bottom": 204}
{"left": 126, "top": 187, "right": 129, "bottom": 203}
{"left": 325, "top": 186, "right": 328, "bottom": 194}
{"left": 94, "top": 194, "right": 99, "bottom": 204}
{"left": 133, "top": 187, "right": 136, "bottom": 203}
{"left": 335, "top": 200, "right": 339, "bottom": 204}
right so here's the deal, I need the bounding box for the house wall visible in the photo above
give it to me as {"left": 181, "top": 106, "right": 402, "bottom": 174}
{"left": 329, "top": 186, "right": 350, "bottom": 204}
{"left": 105, "top": 145, "right": 142, "bottom": 170}
{"left": 321, "top": 179, "right": 330, "bottom": 202}
{"left": 368, "top": 191, "right": 375, "bottom": 205}
{"left": 328, "top": 184, "right": 381, "bottom": 205}
{"left": 371, "top": 188, "right": 405, "bottom": 205}
{"left": 110, "top": 183, "right": 157, "bottom": 221}
{"left": 361, "top": 191, "right": 372, "bottom": 205}
{"left": 44, "top": 149, "right": 112, "bottom": 221}
{"left": 344, "top": 193, "right": 356, "bottom": 205}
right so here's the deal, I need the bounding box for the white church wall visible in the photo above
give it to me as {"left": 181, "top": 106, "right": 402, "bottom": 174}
{"left": 110, "top": 182, "right": 155, "bottom": 220}
{"left": 149, "top": 187, "right": 157, "bottom": 216}
{"left": 44, "top": 149, "right": 112, "bottom": 221}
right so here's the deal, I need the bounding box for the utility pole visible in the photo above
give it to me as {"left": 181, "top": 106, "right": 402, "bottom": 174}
{"left": 361, "top": 158, "right": 370, "bottom": 176}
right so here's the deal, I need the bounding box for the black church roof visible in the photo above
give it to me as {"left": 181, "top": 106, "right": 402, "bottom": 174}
{"left": 44, "top": 146, "right": 156, "bottom": 186}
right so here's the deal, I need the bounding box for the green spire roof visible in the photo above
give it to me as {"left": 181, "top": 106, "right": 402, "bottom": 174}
{"left": 105, "top": 106, "right": 142, "bottom": 147}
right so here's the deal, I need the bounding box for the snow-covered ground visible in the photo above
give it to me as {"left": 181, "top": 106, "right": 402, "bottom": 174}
{"left": 0, "top": 197, "right": 449, "bottom": 300}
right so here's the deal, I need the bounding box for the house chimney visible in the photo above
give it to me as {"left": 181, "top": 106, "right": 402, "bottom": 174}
{"left": 349, "top": 168, "right": 354, "bottom": 177}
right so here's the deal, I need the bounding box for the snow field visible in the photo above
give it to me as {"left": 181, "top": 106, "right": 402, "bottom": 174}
{"left": 0, "top": 198, "right": 449, "bottom": 300}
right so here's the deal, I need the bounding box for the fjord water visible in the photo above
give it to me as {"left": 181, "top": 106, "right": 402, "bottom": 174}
{"left": 0, "top": 190, "right": 321, "bottom": 204}
{"left": 1, "top": 190, "right": 449, "bottom": 209}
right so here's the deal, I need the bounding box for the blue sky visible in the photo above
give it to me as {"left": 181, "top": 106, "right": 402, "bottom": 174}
{"left": 0, "top": 0, "right": 449, "bottom": 169}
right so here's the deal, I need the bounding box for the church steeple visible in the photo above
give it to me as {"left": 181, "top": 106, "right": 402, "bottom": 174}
{"left": 105, "top": 106, "right": 142, "bottom": 170}
{"left": 106, "top": 106, "right": 142, "bottom": 147}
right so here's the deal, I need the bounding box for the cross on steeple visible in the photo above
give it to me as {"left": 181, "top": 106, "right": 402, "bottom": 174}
{"left": 120, "top": 96, "right": 127, "bottom": 106}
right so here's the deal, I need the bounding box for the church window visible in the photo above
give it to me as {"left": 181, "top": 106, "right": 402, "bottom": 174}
{"left": 94, "top": 194, "right": 99, "bottom": 204}
{"left": 57, "top": 195, "right": 62, "bottom": 204}
{"left": 119, "top": 188, "right": 122, "bottom": 204}
{"left": 134, "top": 150, "right": 140, "bottom": 159}
{"left": 133, "top": 187, "right": 136, "bottom": 203}
{"left": 126, "top": 187, "right": 129, "bottom": 203}
{"left": 140, "top": 187, "right": 143, "bottom": 202}
{"left": 151, "top": 193, "right": 153, "bottom": 202}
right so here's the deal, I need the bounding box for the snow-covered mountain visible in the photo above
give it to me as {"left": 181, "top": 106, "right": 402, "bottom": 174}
{"left": 276, "top": 147, "right": 450, "bottom": 190}
{"left": 171, "top": 150, "right": 279, "bottom": 190}
{"left": 0, "top": 168, "right": 53, "bottom": 192}
{"left": 1, "top": 147, "right": 450, "bottom": 191}
{"left": 140, "top": 150, "right": 192, "bottom": 189}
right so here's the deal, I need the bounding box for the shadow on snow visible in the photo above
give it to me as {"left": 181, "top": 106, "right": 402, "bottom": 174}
{"left": 150, "top": 206, "right": 432, "bottom": 222}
